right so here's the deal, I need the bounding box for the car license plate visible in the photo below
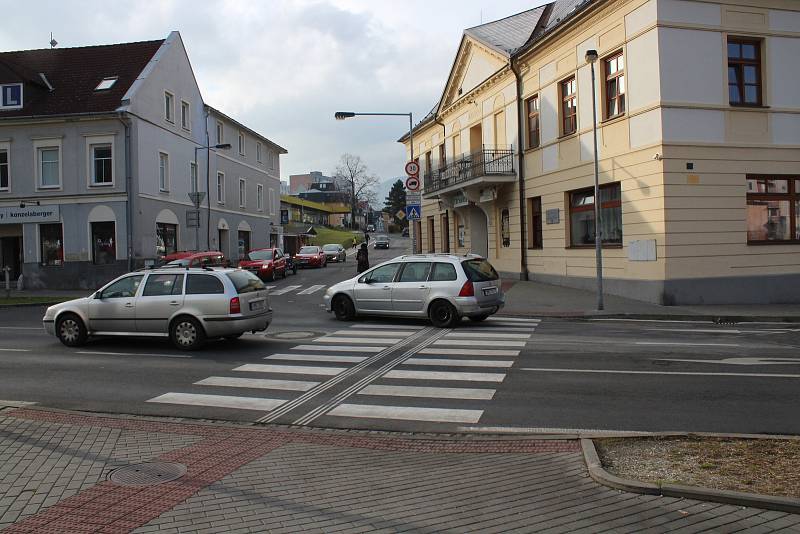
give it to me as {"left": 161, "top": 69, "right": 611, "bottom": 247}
{"left": 250, "top": 300, "right": 265, "bottom": 311}
{"left": 483, "top": 287, "right": 498, "bottom": 295}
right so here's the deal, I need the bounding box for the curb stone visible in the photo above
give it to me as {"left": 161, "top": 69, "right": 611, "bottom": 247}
{"left": 581, "top": 438, "right": 800, "bottom": 515}
{"left": 497, "top": 310, "right": 800, "bottom": 323}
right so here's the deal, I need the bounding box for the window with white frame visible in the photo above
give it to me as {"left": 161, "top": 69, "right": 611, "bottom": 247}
{"left": 1, "top": 83, "right": 23, "bottom": 109}
{"left": 257, "top": 184, "right": 263, "bottom": 211}
{"left": 180, "top": 100, "right": 190, "bottom": 130}
{"left": 216, "top": 171, "right": 225, "bottom": 204}
{"left": 91, "top": 144, "right": 113, "bottom": 185}
{"left": 158, "top": 152, "right": 169, "bottom": 191}
{"left": 0, "top": 145, "right": 9, "bottom": 191}
{"left": 269, "top": 188, "right": 275, "bottom": 215}
{"left": 190, "top": 162, "right": 198, "bottom": 193}
{"left": 216, "top": 121, "right": 224, "bottom": 144}
{"left": 164, "top": 91, "right": 174, "bottom": 122}
{"left": 256, "top": 142, "right": 262, "bottom": 163}
{"left": 238, "top": 131, "right": 245, "bottom": 155}
{"left": 38, "top": 146, "right": 61, "bottom": 189}
{"left": 239, "top": 178, "right": 246, "bottom": 207}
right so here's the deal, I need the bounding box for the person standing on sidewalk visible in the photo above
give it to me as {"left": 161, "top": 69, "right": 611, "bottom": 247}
{"left": 352, "top": 236, "right": 358, "bottom": 250}
{"left": 356, "top": 243, "right": 370, "bottom": 273}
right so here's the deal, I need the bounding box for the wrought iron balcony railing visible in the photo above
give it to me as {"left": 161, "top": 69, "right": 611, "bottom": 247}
{"left": 422, "top": 147, "right": 515, "bottom": 195}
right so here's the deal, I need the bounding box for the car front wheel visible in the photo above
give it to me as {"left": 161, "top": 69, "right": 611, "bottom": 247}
{"left": 170, "top": 316, "right": 206, "bottom": 350}
{"left": 332, "top": 295, "right": 356, "bottom": 321}
{"left": 56, "top": 313, "right": 88, "bottom": 347}
{"left": 429, "top": 300, "right": 459, "bottom": 328}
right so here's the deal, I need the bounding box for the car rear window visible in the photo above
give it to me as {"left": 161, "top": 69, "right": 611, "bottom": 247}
{"left": 186, "top": 274, "right": 224, "bottom": 295}
{"left": 226, "top": 270, "right": 266, "bottom": 294}
{"left": 322, "top": 245, "right": 339, "bottom": 251}
{"left": 461, "top": 259, "right": 499, "bottom": 282}
{"left": 299, "top": 246, "right": 319, "bottom": 254}
{"left": 430, "top": 262, "right": 457, "bottom": 281}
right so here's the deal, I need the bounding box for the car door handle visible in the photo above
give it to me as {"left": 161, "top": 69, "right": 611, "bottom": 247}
{"left": 169, "top": 301, "right": 180, "bottom": 306}
{"left": 382, "top": 286, "right": 391, "bottom": 290}
{"left": 124, "top": 303, "right": 134, "bottom": 308}
{"left": 419, "top": 285, "right": 428, "bottom": 289}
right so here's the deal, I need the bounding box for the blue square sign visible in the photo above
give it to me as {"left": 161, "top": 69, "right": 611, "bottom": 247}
{"left": 405, "top": 205, "right": 421, "bottom": 220}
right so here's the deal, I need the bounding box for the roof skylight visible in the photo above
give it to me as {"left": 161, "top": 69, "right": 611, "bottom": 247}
{"left": 94, "top": 77, "right": 118, "bottom": 91}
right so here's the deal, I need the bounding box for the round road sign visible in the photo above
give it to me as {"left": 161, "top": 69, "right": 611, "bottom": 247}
{"left": 405, "top": 176, "right": 420, "bottom": 191}
{"left": 404, "top": 161, "right": 420, "bottom": 176}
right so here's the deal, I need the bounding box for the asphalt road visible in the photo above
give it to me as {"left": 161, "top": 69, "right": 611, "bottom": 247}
{"left": 2, "top": 234, "right": 799, "bottom": 435}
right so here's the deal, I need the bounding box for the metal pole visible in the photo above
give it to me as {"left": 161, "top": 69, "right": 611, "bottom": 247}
{"left": 408, "top": 112, "right": 416, "bottom": 254}
{"left": 590, "top": 61, "right": 604, "bottom": 311}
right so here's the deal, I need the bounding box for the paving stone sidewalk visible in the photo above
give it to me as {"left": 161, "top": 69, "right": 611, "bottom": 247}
{"left": 1, "top": 409, "right": 799, "bottom": 533}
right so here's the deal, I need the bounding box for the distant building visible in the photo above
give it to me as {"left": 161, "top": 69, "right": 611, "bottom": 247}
{"left": 289, "top": 170, "right": 330, "bottom": 195}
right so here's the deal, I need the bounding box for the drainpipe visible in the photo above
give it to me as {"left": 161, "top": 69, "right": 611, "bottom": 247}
{"left": 204, "top": 107, "right": 212, "bottom": 249}
{"left": 118, "top": 114, "right": 134, "bottom": 271}
{"left": 510, "top": 59, "right": 529, "bottom": 281}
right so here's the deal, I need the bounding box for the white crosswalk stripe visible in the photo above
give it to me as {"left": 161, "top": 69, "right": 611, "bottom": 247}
{"left": 292, "top": 344, "right": 386, "bottom": 353}
{"left": 314, "top": 336, "right": 403, "bottom": 345}
{"left": 432, "top": 339, "right": 526, "bottom": 348}
{"left": 265, "top": 353, "right": 367, "bottom": 363}
{"left": 384, "top": 370, "right": 507, "bottom": 382}
{"left": 358, "top": 385, "right": 495, "bottom": 400}
{"left": 328, "top": 404, "right": 483, "bottom": 423}
{"left": 234, "top": 364, "right": 347, "bottom": 375}
{"left": 297, "top": 284, "right": 326, "bottom": 295}
{"left": 418, "top": 347, "right": 520, "bottom": 357}
{"left": 147, "top": 392, "right": 285, "bottom": 411}
{"left": 343, "top": 330, "right": 416, "bottom": 337}
{"left": 194, "top": 377, "right": 318, "bottom": 391}
{"left": 404, "top": 358, "right": 514, "bottom": 368}
{"left": 487, "top": 317, "right": 540, "bottom": 323}
{"left": 348, "top": 324, "right": 425, "bottom": 330}
{"left": 444, "top": 332, "right": 531, "bottom": 339}
{"left": 269, "top": 285, "right": 301, "bottom": 295}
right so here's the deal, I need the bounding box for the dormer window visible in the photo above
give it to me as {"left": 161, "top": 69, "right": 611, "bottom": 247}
{"left": 0, "top": 84, "right": 23, "bottom": 109}
{"left": 94, "top": 77, "right": 118, "bottom": 91}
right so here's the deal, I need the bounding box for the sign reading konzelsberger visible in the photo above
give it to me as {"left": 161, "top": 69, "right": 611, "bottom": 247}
{"left": 0, "top": 205, "right": 60, "bottom": 224}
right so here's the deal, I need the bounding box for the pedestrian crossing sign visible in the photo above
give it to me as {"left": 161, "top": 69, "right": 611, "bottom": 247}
{"left": 405, "top": 205, "right": 421, "bottom": 220}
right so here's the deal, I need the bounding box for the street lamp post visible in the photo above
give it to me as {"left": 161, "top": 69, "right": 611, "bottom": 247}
{"left": 334, "top": 111, "right": 414, "bottom": 245}
{"left": 194, "top": 143, "right": 232, "bottom": 250}
{"left": 585, "top": 49, "right": 604, "bottom": 311}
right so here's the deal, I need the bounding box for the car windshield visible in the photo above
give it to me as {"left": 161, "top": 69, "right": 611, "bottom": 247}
{"left": 246, "top": 250, "right": 273, "bottom": 261}
{"left": 299, "top": 246, "right": 319, "bottom": 254}
{"left": 376, "top": 235, "right": 388, "bottom": 241}
{"left": 226, "top": 270, "right": 266, "bottom": 294}
{"left": 461, "top": 259, "right": 499, "bottom": 282}
{"left": 322, "top": 245, "right": 339, "bottom": 251}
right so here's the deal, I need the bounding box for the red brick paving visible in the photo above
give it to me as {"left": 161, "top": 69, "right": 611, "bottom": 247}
{"left": 3, "top": 408, "right": 578, "bottom": 533}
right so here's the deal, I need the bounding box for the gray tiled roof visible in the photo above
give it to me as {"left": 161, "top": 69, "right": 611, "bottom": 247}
{"left": 464, "top": 5, "right": 548, "bottom": 56}
{"left": 542, "top": 0, "right": 592, "bottom": 33}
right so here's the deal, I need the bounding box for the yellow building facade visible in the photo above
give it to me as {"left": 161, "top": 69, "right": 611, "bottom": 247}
{"left": 401, "top": 0, "right": 800, "bottom": 305}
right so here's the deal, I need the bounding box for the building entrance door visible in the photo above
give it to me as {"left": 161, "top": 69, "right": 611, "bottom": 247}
{"left": 468, "top": 206, "right": 488, "bottom": 258}
{"left": 0, "top": 230, "right": 23, "bottom": 280}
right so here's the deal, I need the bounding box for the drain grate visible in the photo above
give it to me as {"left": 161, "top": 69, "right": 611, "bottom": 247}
{"left": 108, "top": 462, "right": 187, "bottom": 487}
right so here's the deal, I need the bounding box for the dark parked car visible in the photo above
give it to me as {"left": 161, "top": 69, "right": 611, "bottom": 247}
{"left": 374, "top": 235, "right": 390, "bottom": 249}
{"left": 322, "top": 244, "right": 346, "bottom": 262}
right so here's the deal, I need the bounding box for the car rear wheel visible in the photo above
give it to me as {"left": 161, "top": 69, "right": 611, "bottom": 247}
{"left": 332, "top": 295, "right": 356, "bottom": 321}
{"left": 429, "top": 300, "right": 459, "bottom": 328}
{"left": 56, "top": 313, "right": 87, "bottom": 347}
{"left": 469, "top": 314, "right": 490, "bottom": 322}
{"left": 170, "top": 316, "right": 205, "bottom": 350}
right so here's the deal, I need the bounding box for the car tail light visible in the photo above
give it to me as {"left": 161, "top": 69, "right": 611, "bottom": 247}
{"left": 458, "top": 281, "right": 474, "bottom": 297}
{"left": 230, "top": 297, "right": 241, "bottom": 314}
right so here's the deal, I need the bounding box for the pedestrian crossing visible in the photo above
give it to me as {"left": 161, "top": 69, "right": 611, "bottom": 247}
{"left": 264, "top": 284, "right": 327, "bottom": 296}
{"left": 146, "top": 316, "right": 541, "bottom": 426}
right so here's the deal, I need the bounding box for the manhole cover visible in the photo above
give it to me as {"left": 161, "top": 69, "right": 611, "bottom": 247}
{"left": 108, "top": 462, "right": 187, "bottom": 487}
{"left": 267, "top": 331, "right": 321, "bottom": 340}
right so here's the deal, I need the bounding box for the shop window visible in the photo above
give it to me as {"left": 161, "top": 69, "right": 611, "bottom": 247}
{"left": 156, "top": 223, "right": 177, "bottom": 257}
{"left": 746, "top": 176, "right": 799, "bottom": 243}
{"left": 569, "top": 183, "right": 622, "bottom": 246}
{"left": 40, "top": 223, "right": 63, "bottom": 266}
{"left": 91, "top": 144, "right": 113, "bottom": 185}
{"left": 501, "top": 208, "right": 510, "bottom": 247}
{"left": 527, "top": 197, "right": 543, "bottom": 249}
{"left": 604, "top": 52, "right": 625, "bottom": 118}
{"left": 728, "top": 38, "right": 761, "bottom": 106}
{"left": 91, "top": 221, "right": 116, "bottom": 265}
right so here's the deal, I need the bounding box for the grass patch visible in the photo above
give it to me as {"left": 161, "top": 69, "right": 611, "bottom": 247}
{"left": 596, "top": 436, "right": 800, "bottom": 499}
{"left": 0, "top": 296, "right": 73, "bottom": 306}
{"left": 309, "top": 227, "right": 362, "bottom": 249}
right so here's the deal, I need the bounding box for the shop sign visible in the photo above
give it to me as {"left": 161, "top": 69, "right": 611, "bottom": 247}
{"left": 0, "top": 205, "right": 60, "bottom": 224}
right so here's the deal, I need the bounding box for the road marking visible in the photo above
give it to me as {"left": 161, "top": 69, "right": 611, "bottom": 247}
{"left": 297, "top": 285, "right": 326, "bottom": 295}
{"left": 590, "top": 318, "right": 715, "bottom": 324}
{"left": 405, "top": 358, "right": 514, "bottom": 368}
{"left": 348, "top": 324, "right": 425, "bottom": 330}
{"left": 265, "top": 285, "right": 276, "bottom": 290}
{"left": 488, "top": 317, "right": 540, "bottom": 323}
{"left": 358, "top": 385, "right": 495, "bottom": 400}
{"left": 265, "top": 353, "right": 366, "bottom": 363}
{"left": 328, "top": 403, "right": 483, "bottom": 423}
{"left": 419, "top": 348, "right": 520, "bottom": 357}
{"left": 343, "top": 330, "right": 415, "bottom": 337}
{"left": 484, "top": 323, "right": 539, "bottom": 329}
{"left": 433, "top": 339, "right": 526, "bottom": 348}
{"left": 234, "top": 364, "right": 346, "bottom": 376}
{"left": 314, "top": 336, "right": 403, "bottom": 344}
{"left": 521, "top": 368, "right": 800, "bottom": 378}
{"left": 0, "top": 348, "right": 30, "bottom": 352}
{"left": 0, "top": 326, "right": 44, "bottom": 330}
{"left": 444, "top": 332, "right": 530, "bottom": 339}
{"left": 645, "top": 328, "right": 745, "bottom": 334}
{"left": 656, "top": 357, "right": 800, "bottom": 366}
{"left": 147, "top": 392, "right": 285, "bottom": 411}
{"left": 76, "top": 350, "right": 191, "bottom": 358}
{"left": 0, "top": 400, "right": 37, "bottom": 407}
{"left": 635, "top": 342, "right": 740, "bottom": 347}
{"left": 269, "top": 285, "right": 301, "bottom": 295}
{"left": 292, "top": 344, "right": 386, "bottom": 353}
{"left": 194, "top": 377, "right": 318, "bottom": 391}
{"left": 384, "top": 370, "right": 506, "bottom": 382}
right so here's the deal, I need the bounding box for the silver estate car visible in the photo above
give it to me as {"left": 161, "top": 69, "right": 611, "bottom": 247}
{"left": 323, "top": 254, "right": 504, "bottom": 328}
{"left": 42, "top": 267, "right": 272, "bottom": 350}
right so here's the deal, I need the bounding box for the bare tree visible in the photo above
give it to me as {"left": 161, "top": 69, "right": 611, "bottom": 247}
{"left": 333, "top": 154, "right": 379, "bottom": 230}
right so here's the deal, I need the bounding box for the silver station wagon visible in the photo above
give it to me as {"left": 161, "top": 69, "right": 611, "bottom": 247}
{"left": 42, "top": 267, "right": 272, "bottom": 350}
{"left": 323, "top": 254, "right": 504, "bottom": 328}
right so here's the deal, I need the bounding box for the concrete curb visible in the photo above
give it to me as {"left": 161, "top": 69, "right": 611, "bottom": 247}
{"left": 580, "top": 438, "right": 800, "bottom": 515}
{"left": 497, "top": 310, "right": 800, "bottom": 323}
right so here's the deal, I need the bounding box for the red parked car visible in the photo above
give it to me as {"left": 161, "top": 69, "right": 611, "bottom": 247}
{"left": 295, "top": 245, "right": 327, "bottom": 269}
{"left": 162, "top": 251, "right": 226, "bottom": 268}
{"left": 239, "top": 248, "right": 288, "bottom": 281}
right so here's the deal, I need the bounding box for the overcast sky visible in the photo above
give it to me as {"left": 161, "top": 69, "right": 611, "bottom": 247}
{"left": 1, "top": 0, "right": 544, "bottom": 184}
